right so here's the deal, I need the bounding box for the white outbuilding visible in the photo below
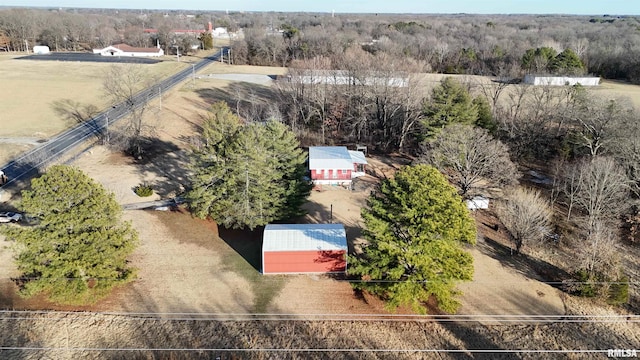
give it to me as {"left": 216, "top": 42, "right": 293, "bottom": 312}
{"left": 33, "top": 45, "right": 50, "bottom": 54}
{"left": 523, "top": 75, "right": 600, "bottom": 86}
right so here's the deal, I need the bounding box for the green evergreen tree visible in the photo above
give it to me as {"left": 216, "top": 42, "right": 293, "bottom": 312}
{"left": 264, "top": 120, "right": 314, "bottom": 220}
{"left": 187, "top": 102, "right": 312, "bottom": 230}
{"left": 472, "top": 96, "right": 497, "bottom": 133}
{"left": 550, "top": 48, "right": 585, "bottom": 75}
{"left": 187, "top": 102, "right": 241, "bottom": 221}
{"left": 349, "top": 165, "right": 476, "bottom": 314}
{"left": 1, "top": 165, "right": 137, "bottom": 305}
{"left": 521, "top": 47, "right": 557, "bottom": 72}
{"left": 422, "top": 77, "right": 478, "bottom": 139}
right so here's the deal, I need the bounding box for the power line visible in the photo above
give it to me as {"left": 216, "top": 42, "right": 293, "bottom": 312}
{"left": 0, "top": 273, "right": 634, "bottom": 286}
{"left": 0, "top": 310, "right": 635, "bottom": 323}
{"left": 0, "top": 347, "right": 612, "bottom": 354}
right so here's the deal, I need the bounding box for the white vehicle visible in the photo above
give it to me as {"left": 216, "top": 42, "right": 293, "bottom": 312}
{"left": 0, "top": 212, "right": 22, "bottom": 223}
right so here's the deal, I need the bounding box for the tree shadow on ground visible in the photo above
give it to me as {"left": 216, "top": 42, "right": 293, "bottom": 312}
{"left": 132, "top": 138, "right": 190, "bottom": 198}
{"left": 194, "top": 82, "right": 279, "bottom": 118}
{"left": 218, "top": 226, "right": 264, "bottom": 273}
{"left": 479, "top": 237, "right": 573, "bottom": 291}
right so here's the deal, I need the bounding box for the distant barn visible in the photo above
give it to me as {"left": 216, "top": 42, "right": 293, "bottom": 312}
{"left": 523, "top": 75, "right": 600, "bottom": 86}
{"left": 262, "top": 224, "right": 348, "bottom": 275}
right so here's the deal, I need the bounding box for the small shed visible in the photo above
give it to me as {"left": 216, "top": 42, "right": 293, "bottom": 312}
{"left": 262, "top": 224, "right": 348, "bottom": 274}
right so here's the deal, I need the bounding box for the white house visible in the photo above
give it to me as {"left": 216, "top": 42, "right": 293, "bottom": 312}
{"left": 212, "top": 27, "right": 230, "bottom": 38}
{"left": 93, "top": 43, "right": 164, "bottom": 57}
{"left": 309, "top": 146, "right": 367, "bottom": 186}
{"left": 523, "top": 75, "right": 600, "bottom": 86}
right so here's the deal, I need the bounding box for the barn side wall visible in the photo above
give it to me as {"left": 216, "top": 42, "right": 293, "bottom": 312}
{"left": 263, "top": 250, "right": 346, "bottom": 274}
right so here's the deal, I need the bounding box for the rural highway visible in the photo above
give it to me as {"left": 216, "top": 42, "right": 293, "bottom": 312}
{"left": 0, "top": 48, "right": 228, "bottom": 188}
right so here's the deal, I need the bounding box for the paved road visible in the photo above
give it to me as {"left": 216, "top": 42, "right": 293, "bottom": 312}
{"left": 0, "top": 48, "right": 228, "bottom": 188}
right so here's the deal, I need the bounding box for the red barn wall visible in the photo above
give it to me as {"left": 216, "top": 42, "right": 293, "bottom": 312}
{"left": 310, "top": 169, "right": 352, "bottom": 180}
{"left": 263, "top": 250, "right": 346, "bottom": 274}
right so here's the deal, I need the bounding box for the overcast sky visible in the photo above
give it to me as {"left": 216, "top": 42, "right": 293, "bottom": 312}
{"left": 1, "top": 0, "right": 639, "bottom": 15}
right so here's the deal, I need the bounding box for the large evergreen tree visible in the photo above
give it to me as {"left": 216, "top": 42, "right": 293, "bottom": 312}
{"left": 422, "top": 77, "right": 478, "bottom": 139}
{"left": 349, "top": 165, "right": 476, "bottom": 314}
{"left": 2, "top": 165, "right": 137, "bottom": 305}
{"left": 187, "top": 102, "right": 312, "bottom": 229}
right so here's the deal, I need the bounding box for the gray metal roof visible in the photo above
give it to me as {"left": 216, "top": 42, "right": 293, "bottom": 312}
{"left": 309, "top": 146, "right": 353, "bottom": 170}
{"left": 263, "top": 224, "right": 348, "bottom": 252}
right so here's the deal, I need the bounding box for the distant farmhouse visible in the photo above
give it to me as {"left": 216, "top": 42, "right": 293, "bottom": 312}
{"left": 524, "top": 74, "right": 600, "bottom": 86}
{"left": 93, "top": 43, "right": 164, "bottom": 57}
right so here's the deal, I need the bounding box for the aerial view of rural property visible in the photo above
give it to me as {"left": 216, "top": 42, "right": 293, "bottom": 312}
{"left": 1, "top": 0, "right": 640, "bottom": 358}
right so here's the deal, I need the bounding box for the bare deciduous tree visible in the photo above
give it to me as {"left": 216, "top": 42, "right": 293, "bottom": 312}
{"left": 103, "top": 64, "right": 155, "bottom": 157}
{"left": 573, "top": 157, "right": 629, "bottom": 232}
{"left": 422, "top": 124, "right": 518, "bottom": 197}
{"left": 570, "top": 96, "right": 633, "bottom": 157}
{"left": 580, "top": 220, "right": 621, "bottom": 283}
{"left": 497, "top": 187, "right": 552, "bottom": 254}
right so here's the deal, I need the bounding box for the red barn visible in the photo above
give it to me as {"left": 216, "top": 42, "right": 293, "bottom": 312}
{"left": 309, "top": 146, "right": 367, "bottom": 186}
{"left": 262, "top": 224, "right": 348, "bottom": 274}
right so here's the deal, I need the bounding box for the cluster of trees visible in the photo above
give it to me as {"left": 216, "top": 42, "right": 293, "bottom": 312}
{"left": 186, "top": 102, "right": 312, "bottom": 230}
{"left": 3, "top": 8, "right": 640, "bottom": 81}
{"left": 227, "top": 12, "right": 640, "bottom": 83}
{"left": 521, "top": 47, "right": 585, "bottom": 75}
{"left": 0, "top": 8, "right": 234, "bottom": 55}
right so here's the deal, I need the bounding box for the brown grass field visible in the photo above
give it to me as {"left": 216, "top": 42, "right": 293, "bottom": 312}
{"left": 0, "top": 55, "right": 189, "bottom": 148}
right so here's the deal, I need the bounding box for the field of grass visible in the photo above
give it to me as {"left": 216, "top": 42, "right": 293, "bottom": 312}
{"left": 0, "top": 57, "right": 188, "bottom": 139}
{"left": 597, "top": 79, "right": 640, "bottom": 108}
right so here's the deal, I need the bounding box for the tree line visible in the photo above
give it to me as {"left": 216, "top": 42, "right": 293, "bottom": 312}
{"left": 3, "top": 9, "right": 640, "bottom": 81}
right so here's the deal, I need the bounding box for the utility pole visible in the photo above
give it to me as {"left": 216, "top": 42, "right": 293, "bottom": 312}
{"left": 173, "top": 45, "right": 180, "bottom": 62}
{"left": 105, "top": 105, "right": 116, "bottom": 145}
{"left": 158, "top": 87, "right": 162, "bottom": 110}
{"left": 192, "top": 63, "right": 195, "bottom": 87}
{"left": 104, "top": 112, "right": 109, "bottom": 145}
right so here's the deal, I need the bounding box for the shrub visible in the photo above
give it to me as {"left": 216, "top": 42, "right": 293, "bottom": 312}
{"left": 572, "top": 269, "right": 596, "bottom": 298}
{"left": 571, "top": 269, "right": 629, "bottom": 305}
{"left": 134, "top": 183, "right": 153, "bottom": 197}
{"left": 608, "top": 276, "right": 630, "bottom": 306}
